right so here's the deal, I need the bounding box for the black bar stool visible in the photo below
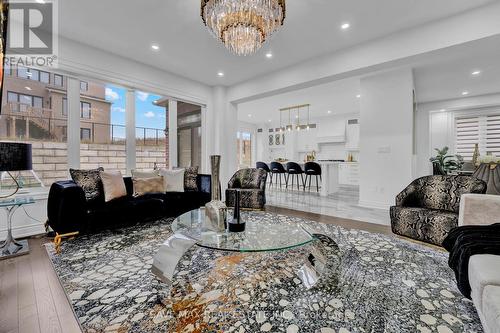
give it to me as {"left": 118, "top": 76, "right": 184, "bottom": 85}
{"left": 304, "top": 162, "right": 322, "bottom": 192}
{"left": 256, "top": 161, "right": 272, "bottom": 186}
{"left": 270, "top": 162, "right": 287, "bottom": 188}
{"left": 286, "top": 162, "right": 305, "bottom": 191}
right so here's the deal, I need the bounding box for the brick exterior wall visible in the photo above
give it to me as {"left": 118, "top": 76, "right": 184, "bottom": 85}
{"left": 26, "top": 141, "right": 168, "bottom": 186}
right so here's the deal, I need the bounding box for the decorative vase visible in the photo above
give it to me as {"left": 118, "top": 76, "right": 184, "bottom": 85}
{"left": 205, "top": 155, "right": 227, "bottom": 232}
{"left": 228, "top": 189, "right": 245, "bottom": 232}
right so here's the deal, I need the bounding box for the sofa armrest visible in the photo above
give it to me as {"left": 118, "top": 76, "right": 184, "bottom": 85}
{"left": 47, "top": 180, "right": 88, "bottom": 234}
{"left": 395, "top": 183, "right": 418, "bottom": 207}
{"left": 459, "top": 193, "right": 500, "bottom": 226}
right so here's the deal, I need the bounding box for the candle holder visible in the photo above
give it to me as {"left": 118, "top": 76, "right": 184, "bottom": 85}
{"left": 228, "top": 189, "right": 245, "bottom": 232}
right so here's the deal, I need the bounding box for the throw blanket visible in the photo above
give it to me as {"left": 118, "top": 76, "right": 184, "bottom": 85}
{"left": 442, "top": 223, "right": 500, "bottom": 299}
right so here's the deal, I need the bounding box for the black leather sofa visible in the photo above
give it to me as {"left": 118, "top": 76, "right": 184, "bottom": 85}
{"left": 47, "top": 174, "right": 211, "bottom": 234}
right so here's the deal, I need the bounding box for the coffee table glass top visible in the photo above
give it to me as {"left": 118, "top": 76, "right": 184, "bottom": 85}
{"left": 171, "top": 208, "right": 315, "bottom": 252}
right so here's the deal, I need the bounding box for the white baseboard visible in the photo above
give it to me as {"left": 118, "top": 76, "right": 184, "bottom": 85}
{"left": 0, "top": 223, "right": 46, "bottom": 240}
{"left": 358, "top": 200, "right": 391, "bottom": 210}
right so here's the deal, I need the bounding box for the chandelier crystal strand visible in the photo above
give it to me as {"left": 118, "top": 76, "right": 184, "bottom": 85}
{"left": 201, "top": 0, "right": 286, "bottom": 56}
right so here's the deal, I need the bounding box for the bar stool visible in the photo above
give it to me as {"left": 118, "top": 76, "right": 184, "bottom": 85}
{"left": 256, "top": 162, "right": 272, "bottom": 186}
{"left": 286, "top": 162, "right": 305, "bottom": 191}
{"left": 270, "top": 162, "right": 287, "bottom": 188}
{"left": 304, "top": 162, "right": 322, "bottom": 192}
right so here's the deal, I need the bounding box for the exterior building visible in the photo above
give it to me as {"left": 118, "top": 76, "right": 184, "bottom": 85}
{"left": 0, "top": 66, "right": 111, "bottom": 143}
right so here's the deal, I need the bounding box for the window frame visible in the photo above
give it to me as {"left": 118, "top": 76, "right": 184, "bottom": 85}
{"left": 80, "top": 101, "right": 91, "bottom": 119}
{"left": 54, "top": 74, "right": 63, "bottom": 87}
{"left": 80, "top": 128, "right": 91, "bottom": 141}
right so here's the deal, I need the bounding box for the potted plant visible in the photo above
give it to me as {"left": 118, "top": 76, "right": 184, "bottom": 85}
{"left": 429, "top": 147, "right": 464, "bottom": 175}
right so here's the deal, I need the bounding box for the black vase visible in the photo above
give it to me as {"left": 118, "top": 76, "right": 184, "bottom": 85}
{"left": 228, "top": 189, "right": 245, "bottom": 232}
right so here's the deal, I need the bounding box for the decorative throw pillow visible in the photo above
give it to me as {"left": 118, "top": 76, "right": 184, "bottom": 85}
{"left": 131, "top": 169, "right": 159, "bottom": 179}
{"left": 159, "top": 169, "right": 185, "bottom": 192}
{"left": 184, "top": 166, "right": 199, "bottom": 191}
{"left": 70, "top": 167, "right": 104, "bottom": 202}
{"left": 100, "top": 170, "right": 127, "bottom": 202}
{"left": 133, "top": 176, "right": 165, "bottom": 197}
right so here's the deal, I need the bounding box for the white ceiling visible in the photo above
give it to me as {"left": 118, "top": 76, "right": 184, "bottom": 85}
{"left": 238, "top": 35, "right": 500, "bottom": 125}
{"left": 59, "top": 0, "right": 495, "bottom": 86}
{"left": 414, "top": 37, "right": 500, "bottom": 103}
{"left": 237, "top": 77, "right": 361, "bottom": 126}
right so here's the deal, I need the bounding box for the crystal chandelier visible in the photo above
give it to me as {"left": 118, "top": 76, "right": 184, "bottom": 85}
{"left": 201, "top": 0, "right": 286, "bottom": 56}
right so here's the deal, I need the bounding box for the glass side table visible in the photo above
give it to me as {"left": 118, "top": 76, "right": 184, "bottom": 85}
{"left": 0, "top": 196, "right": 35, "bottom": 259}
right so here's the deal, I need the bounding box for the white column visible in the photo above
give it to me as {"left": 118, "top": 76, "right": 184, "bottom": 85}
{"left": 125, "top": 90, "right": 136, "bottom": 175}
{"left": 66, "top": 77, "right": 80, "bottom": 169}
{"left": 200, "top": 106, "right": 208, "bottom": 173}
{"left": 168, "top": 100, "right": 178, "bottom": 169}
{"left": 359, "top": 68, "right": 414, "bottom": 210}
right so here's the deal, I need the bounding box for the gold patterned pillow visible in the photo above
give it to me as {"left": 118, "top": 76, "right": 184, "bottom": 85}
{"left": 70, "top": 167, "right": 104, "bottom": 202}
{"left": 132, "top": 176, "right": 165, "bottom": 197}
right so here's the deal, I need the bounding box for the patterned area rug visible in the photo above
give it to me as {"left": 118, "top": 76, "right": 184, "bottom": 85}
{"left": 46, "top": 212, "right": 483, "bottom": 333}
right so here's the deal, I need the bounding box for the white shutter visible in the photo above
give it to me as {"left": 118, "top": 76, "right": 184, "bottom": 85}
{"left": 486, "top": 114, "right": 500, "bottom": 156}
{"left": 455, "top": 116, "right": 480, "bottom": 159}
{"left": 455, "top": 112, "right": 500, "bottom": 160}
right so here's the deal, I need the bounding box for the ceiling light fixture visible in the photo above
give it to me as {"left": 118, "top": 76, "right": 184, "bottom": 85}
{"left": 36, "top": 0, "right": 45, "bottom": 3}
{"left": 201, "top": 0, "right": 286, "bottom": 56}
{"left": 248, "top": 114, "right": 252, "bottom": 118}
{"left": 462, "top": 91, "right": 469, "bottom": 96}
{"left": 151, "top": 44, "right": 160, "bottom": 51}
{"left": 356, "top": 94, "right": 361, "bottom": 98}
{"left": 341, "top": 23, "right": 350, "bottom": 30}
{"left": 265, "top": 52, "right": 273, "bottom": 58}
{"left": 217, "top": 72, "right": 224, "bottom": 77}
{"left": 471, "top": 70, "right": 481, "bottom": 76}
{"left": 327, "top": 110, "right": 332, "bottom": 114}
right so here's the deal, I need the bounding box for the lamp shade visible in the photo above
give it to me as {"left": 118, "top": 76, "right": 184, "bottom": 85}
{"left": 0, "top": 142, "right": 32, "bottom": 171}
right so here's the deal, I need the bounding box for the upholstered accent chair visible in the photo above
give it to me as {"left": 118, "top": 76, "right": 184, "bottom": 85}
{"left": 472, "top": 163, "right": 500, "bottom": 195}
{"left": 390, "top": 175, "right": 487, "bottom": 246}
{"left": 226, "top": 168, "right": 267, "bottom": 210}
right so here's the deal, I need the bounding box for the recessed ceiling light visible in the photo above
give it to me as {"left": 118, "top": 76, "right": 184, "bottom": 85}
{"left": 356, "top": 94, "right": 361, "bottom": 98}
{"left": 440, "top": 109, "right": 446, "bottom": 112}
{"left": 36, "top": 0, "right": 45, "bottom": 3}
{"left": 25, "top": 86, "right": 32, "bottom": 91}
{"left": 265, "top": 52, "right": 273, "bottom": 58}
{"left": 462, "top": 91, "right": 469, "bottom": 96}
{"left": 268, "top": 119, "right": 272, "bottom": 122}
{"left": 217, "top": 72, "right": 224, "bottom": 77}
{"left": 471, "top": 70, "right": 481, "bottom": 76}
{"left": 248, "top": 114, "right": 252, "bottom": 117}
{"left": 327, "top": 110, "right": 332, "bottom": 114}
{"left": 341, "top": 23, "right": 350, "bottom": 30}
{"left": 151, "top": 44, "right": 160, "bottom": 51}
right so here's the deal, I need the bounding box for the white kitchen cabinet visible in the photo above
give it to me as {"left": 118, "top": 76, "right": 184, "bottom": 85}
{"left": 338, "top": 163, "right": 359, "bottom": 186}
{"left": 345, "top": 119, "right": 360, "bottom": 150}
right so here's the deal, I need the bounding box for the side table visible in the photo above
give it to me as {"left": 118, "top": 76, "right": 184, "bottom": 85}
{"left": 0, "top": 196, "right": 35, "bottom": 259}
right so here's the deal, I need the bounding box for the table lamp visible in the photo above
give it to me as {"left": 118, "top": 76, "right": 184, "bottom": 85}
{"left": 0, "top": 142, "right": 33, "bottom": 198}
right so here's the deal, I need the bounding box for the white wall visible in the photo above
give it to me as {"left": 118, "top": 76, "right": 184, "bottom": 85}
{"left": 359, "top": 68, "right": 415, "bottom": 210}
{"left": 415, "top": 93, "right": 500, "bottom": 177}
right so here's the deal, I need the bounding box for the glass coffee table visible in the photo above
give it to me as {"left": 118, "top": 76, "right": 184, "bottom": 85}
{"left": 152, "top": 208, "right": 339, "bottom": 289}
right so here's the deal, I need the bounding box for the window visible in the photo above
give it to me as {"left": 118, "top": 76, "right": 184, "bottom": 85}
{"left": 40, "top": 71, "right": 50, "bottom": 83}
{"left": 80, "top": 128, "right": 91, "bottom": 141}
{"left": 54, "top": 74, "right": 63, "bottom": 87}
{"left": 62, "top": 98, "right": 67, "bottom": 116}
{"left": 29, "top": 69, "right": 39, "bottom": 81}
{"left": 17, "top": 66, "right": 29, "bottom": 79}
{"left": 80, "top": 81, "right": 88, "bottom": 92}
{"left": 81, "top": 101, "right": 91, "bottom": 118}
{"left": 455, "top": 111, "right": 500, "bottom": 159}
{"left": 33, "top": 96, "right": 43, "bottom": 109}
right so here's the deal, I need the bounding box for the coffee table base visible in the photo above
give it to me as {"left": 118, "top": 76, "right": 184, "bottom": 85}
{"left": 152, "top": 233, "right": 339, "bottom": 290}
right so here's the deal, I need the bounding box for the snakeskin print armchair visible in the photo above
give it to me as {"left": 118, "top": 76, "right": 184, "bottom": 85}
{"left": 390, "top": 175, "right": 487, "bottom": 246}
{"left": 226, "top": 168, "right": 267, "bottom": 210}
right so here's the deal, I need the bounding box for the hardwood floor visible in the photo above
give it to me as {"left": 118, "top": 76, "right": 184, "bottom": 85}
{"left": 0, "top": 208, "right": 421, "bottom": 333}
{"left": 0, "top": 237, "right": 81, "bottom": 333}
